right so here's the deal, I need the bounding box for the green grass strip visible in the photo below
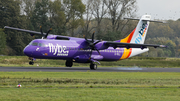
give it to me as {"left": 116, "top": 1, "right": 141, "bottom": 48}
{"left": 1, "top": 56, "right": 180, "bottom": 67}
{"left": 1, "top": 72, "right": 180, "bottom": 100}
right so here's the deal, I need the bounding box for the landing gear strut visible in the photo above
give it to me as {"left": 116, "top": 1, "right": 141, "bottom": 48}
{"left": 90, "top": 63, "right": 97, "bottom": 70}
{"left": 29, "top": 60, "right": 34, "bottom": 65}
{"left": 66, "top": 60, "right": 73, "bottom": 67}
{"left": 29, "top": 57, "right": 34, "bottom": 65}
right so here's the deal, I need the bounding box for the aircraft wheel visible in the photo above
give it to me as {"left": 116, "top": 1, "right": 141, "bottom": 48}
{"left": 29, "top": 61, "right": 34, "bottom": 65}
{"left": 90, "top": 64, "right": 97, "bottom": 70}
{"left": 66, "top": 60, "right": 73, "bottom": 67}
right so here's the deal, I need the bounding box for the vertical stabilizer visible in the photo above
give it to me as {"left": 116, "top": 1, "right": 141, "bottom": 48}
{"left": 118, "top": 15, "right": 151, "bottom": 44}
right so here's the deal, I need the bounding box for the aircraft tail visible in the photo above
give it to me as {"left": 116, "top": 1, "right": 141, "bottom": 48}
{"left": 117, "top": 15, "right": 152, "bottom": 44}
{"left": 116, "top": 15, "right": 164, "bottom": 59}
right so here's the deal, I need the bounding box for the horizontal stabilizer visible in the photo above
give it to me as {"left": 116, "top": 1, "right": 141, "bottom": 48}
{"left": 124, "top": 18, "right": 165, "bottom": 23}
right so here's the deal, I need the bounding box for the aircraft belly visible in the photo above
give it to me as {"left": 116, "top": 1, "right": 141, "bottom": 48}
{"left": 101, "top": 53, "right": 121, "bottom": 61}
{"left": 72, "top": 51, "right": 91, "bottom": 63}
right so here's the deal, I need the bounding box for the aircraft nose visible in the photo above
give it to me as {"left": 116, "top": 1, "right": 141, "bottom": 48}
{"left": 23, "top": 46, "right": 32, "bottom": 57}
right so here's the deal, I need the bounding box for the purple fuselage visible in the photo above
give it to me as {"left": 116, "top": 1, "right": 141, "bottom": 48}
{"left": 24, "top": 39, "right": 127, "bottom": 63}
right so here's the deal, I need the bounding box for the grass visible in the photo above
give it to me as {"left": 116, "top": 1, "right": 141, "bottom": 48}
{"left": 1, "top": 72, "right": 180, "bottom": 88}
{"left": 0, "top": 56, "right": 180, "bottom": 67}
{"left": 1, "top": 72, "right": 180, "bottom": 100}
{"left": 1, "top": 88, "right": 180, "bottom": 101}
{"left": 1, "top": 56, "right": 180, "bottom": 100}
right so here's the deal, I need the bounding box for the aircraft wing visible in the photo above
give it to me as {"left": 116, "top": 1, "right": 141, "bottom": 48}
{"left": 4, "top": 26, "right": 71, "bottom": 40}
{"left": 4, "top": 26, "right": 44, "bottom": 35}
{"left": 105, "top": 41, "right": 167, "bottom": 49}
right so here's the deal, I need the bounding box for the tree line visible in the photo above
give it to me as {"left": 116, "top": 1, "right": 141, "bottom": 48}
{"left": 0, "top": 0, "right": 137, "bottom": 55}
{"left": 145, "top": 20, "right": 180, "bottom": 58}
{"left": 0, "top": 0, "right": 180, "bottom": 58}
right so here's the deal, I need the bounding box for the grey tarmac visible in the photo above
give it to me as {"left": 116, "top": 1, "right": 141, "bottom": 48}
{"left": 0, "top": 67, "right": 180, "bottom": 72}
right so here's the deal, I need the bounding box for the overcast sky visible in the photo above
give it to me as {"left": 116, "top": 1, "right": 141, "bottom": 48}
{"left": 137, "top": 0, "right": 180, "bottom": 20}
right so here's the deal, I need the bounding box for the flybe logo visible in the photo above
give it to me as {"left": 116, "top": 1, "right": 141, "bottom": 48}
{"left": 49, "top": 43, "right": 69, "bottom": 56}
{"left": 135, "top": 23, "right": 148, "bottom": 44}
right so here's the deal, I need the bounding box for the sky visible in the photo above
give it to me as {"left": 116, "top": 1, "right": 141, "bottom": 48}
{"left": 137, "top": 0, "right": 180, "bottom": 20}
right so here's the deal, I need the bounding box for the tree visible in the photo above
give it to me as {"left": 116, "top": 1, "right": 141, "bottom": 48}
{"left": 0, "top": 29, "right": 6, "bottom": 54}
{"left": 81, "top": 0, "right": 95, "bottom": 38}
{"left": 91, "top": 0, "right": 107, "bottom": 33}
{"left": 62, "top": 0, "right": 85, "bottom": 36}
{"left": 0, "top": 0, "right": 21, "bottom": 28}
{"left": 146, "top": 37, "right": 176, "bottom": 57}
{"left": 31, "top": 0, "right": 50, "bottom": 32}
{"left": 0, "top": 0, "right": 28, "bottom": 55}
{"left": 49, "top": 0, "right": 66, "bottom": 35}
{"left": 147, "top": 22, "right": 175, "bottom": 39}
{"left": 104, "top": 0, "right": 137, "bottom": 32}
{"left": 102, "top": 30, "right": 121, "bottom": 41}
{"left": 90, "top": 0, "right": 108, "bottom": 40}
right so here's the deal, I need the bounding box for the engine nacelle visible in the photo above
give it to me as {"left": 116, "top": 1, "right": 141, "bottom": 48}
{"left": 95, "top": 41, "right": 109, "bottom": 50}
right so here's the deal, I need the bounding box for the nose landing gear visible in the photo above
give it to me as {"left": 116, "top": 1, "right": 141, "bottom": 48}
{"left": 29, "top": 57, "right": 34, "bottom": 65}
{"left": 29, "top": 61, "right": 34, "bottom": 65}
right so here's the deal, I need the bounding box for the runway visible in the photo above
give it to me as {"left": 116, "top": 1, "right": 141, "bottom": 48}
{"left": 0, "top": 67, "right": 180, "bottom": 72}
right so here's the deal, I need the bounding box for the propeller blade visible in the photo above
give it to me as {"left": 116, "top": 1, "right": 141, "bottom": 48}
{"left": 85, "top": 36, "right": 88, "bottom": 41}
{"left": 93, "top": 40, "right": 101, "bottom": 45}
{"left": 85, "top": 37, "right": 91, "bottom": 44}
{"left": 95, "top": 48, "right": 101, "bottom": 55}
{"left": 40, "top": 26, "right": 45, "bottom": 39}
{"left": 44, "top": 28, "right": 52, "bottom": 38}
{"left": 92, "top": 31, "right": 95, "bottom": 42}
{"left": 40, "top": 26, "right": 43, "bottom": 35}
{"left": 85, "top": 31, "right": 101, "bottom": 58}
{"left": 89, "top": 49, "right": 93, "bottom": 59}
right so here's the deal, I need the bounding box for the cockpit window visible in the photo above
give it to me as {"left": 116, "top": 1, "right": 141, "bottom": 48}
{"left": 31, "top": 42, "right": 38, "bottom": 46}
{"left": 29, "top": 42, "right": 46, "bottom": 47}
{"left": 38, "top": 43, "right": 46, "bottom": 47}
{"left": 28, "top": 41, "right": 33, "bottom": 45}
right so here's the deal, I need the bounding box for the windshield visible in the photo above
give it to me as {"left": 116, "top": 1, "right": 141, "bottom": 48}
{"left": 29, "top": 42, "right": 46, "bottom": 47}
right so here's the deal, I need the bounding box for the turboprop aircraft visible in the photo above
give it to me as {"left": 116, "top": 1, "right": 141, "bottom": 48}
{"left": 4, "top": 15, "right": 166, "bottom": 70}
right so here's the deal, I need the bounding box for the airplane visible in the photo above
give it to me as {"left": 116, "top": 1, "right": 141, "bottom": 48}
{"left": 4, "top": 15, "right": 166, "bottom": 70}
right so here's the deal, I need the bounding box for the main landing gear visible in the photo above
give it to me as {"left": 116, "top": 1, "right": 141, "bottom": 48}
{"left": 66, "top": 60, "right": 73, "bottom": 67}
{"left": 65, "top": 60, "right": 97, "bottom": 70}
{"left": 29, "top": 57, "right": 34, "bottom": 65}
{"left": 90, "top": 62, "right": 97, "bottom": 70}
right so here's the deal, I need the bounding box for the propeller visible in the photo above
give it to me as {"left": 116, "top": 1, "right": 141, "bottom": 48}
{"left": 40, "top": 26, "right": 52, "bottom": 39}
{"left": 85, "top": 31, "right": 101, "bottom": 59}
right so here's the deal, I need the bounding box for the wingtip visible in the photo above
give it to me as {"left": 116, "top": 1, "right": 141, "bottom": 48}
{"left": 160, "top": 45, "right": 167, "bottom": 48}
